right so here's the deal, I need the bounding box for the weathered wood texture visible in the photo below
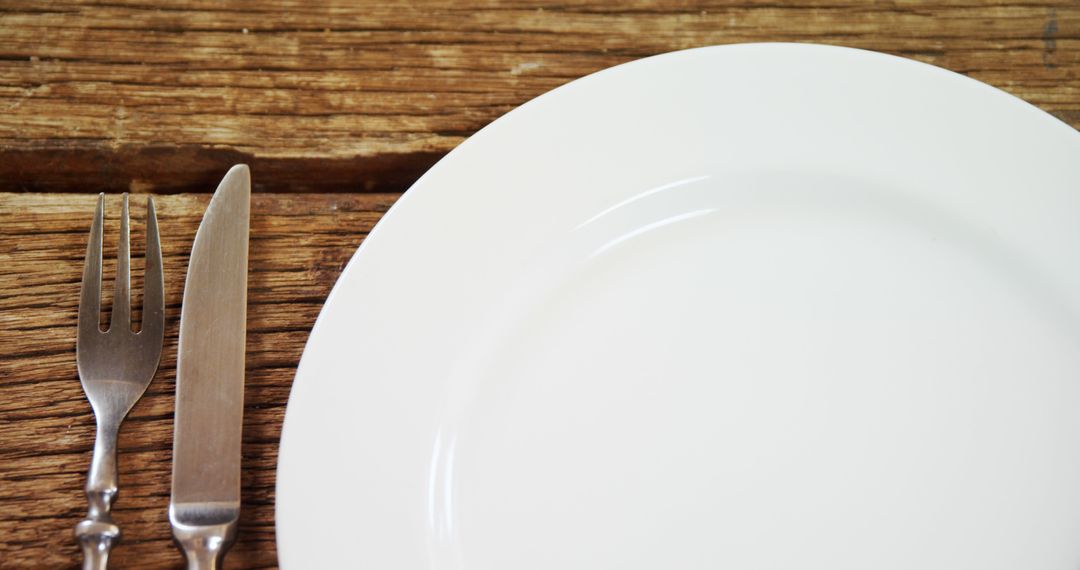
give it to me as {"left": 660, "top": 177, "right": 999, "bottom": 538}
{"left": 0, "top": 0, "right": 1077, "bottom": 193}
{"left": 0, "top": 193, "right": 394, "bottom": 568}
{"left": 3, "top": 2, "right": 1080, "bottom": 569}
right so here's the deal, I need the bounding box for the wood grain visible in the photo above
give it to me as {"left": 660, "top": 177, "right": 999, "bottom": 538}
{"left": 0, "top": 0, "right": 1077, "bottom": 193}
{"left": 0, "top": 192, "right": 395, "bottom": 569}
{"left": 2, "top": 2, "right": 1080, "bottom": 569}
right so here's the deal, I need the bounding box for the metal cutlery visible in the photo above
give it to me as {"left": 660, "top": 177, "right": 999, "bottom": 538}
{"left": 169, "top": 165, "right": 251, "bottom": 570}
{"left": 75, "top": 193, "right": 165, "bottom": 570}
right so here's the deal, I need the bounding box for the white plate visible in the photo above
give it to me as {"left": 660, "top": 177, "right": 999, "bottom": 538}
{"left": 277, "top": 44, "right": 1080, "bottom": 568}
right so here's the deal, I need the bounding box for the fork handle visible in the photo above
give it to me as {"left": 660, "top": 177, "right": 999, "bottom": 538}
{"left": 75, "top": 517, "right": 118, "bottom": 570}
{"left": 75, "top": 418, "right": 121, "bottom": 569}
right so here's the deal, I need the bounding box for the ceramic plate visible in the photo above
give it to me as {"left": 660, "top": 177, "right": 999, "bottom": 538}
{"left": 277, "top": 43, "right": 1080, "bottom": 568}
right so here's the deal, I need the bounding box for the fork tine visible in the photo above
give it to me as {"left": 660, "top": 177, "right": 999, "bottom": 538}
{"left": 78, "top": 194, "right": 105, "bottom": 338}
{"left": 141, "top": 196, "right": 164, "bottom": 338}
{"left": 110, "top": 193, "right": 131, "bottom": 331}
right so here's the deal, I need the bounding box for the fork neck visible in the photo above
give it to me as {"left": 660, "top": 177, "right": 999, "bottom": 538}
{"left": 86, "top": 415, "right": 121, "bottom": 511}
{"left": 75, "top": 414, "right": 123, "bottom": 570}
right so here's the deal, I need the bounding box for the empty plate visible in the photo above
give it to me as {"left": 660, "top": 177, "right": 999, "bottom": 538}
{"left": 277, "top": 43, "right": 1080, "bottom": 568}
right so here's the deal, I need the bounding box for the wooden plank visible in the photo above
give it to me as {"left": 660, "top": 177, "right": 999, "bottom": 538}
{"left": 0, "top": 0, "right": 1077, "bottom": 193}
{"left": 0, "top": 192, "right": 395, "bottom": 569}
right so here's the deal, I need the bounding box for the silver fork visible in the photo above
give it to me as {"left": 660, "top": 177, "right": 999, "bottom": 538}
{"left": 74, "top": 193, "right": 164, "bottom": 570}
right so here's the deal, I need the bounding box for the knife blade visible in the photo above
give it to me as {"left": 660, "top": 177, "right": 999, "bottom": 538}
{"left": 169, "top": 164, "right": 250, "bottom": 570}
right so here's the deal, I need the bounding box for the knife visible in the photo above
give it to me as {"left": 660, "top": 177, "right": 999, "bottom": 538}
{"left": 170, "top": 164, "right": 250, "bottom": 570}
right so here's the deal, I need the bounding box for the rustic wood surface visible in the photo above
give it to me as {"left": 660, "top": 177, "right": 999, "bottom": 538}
{"left": 1, "top": 1, "right": 1078, "bottom": 569}
{"left": 0, "top": 0, "right": 1077, "bottom": 194}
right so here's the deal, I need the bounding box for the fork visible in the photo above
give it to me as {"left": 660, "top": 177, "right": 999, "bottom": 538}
{"left": 74, "top": 193, "right": 164, "bottom": 570}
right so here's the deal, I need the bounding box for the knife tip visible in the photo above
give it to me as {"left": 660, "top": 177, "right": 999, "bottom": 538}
{"left": 226, "top": 163, "right": 250, "bottom": 184}
{"left": 215, "top": 164, "right": 251, "bottom": 199}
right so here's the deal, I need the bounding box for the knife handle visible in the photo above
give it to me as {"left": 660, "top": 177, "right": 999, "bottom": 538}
{"left": 172, "top": 518, "right": 238, "bottom": 570}
{"left": 75, "top": 418, "right": 121, "bottom": 570}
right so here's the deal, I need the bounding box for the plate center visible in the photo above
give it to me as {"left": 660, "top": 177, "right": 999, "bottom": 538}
{"left": 434, "top": 173, "right": 1080, "bottom": 568}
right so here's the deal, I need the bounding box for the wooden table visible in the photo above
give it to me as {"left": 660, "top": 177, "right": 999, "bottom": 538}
{"left": 1, "top": 2, "right": 1077, "bottom": 568}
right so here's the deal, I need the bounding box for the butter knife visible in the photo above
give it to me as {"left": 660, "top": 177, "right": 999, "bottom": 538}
{"left": 169, "top": 165, "right": 250, "bottom": 570}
